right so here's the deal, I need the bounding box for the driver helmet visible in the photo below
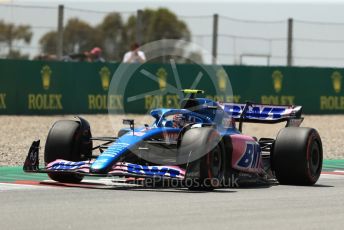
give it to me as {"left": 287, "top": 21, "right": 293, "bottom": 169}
{"left": 172, "top": 114, "right": 186, "bottom": 128}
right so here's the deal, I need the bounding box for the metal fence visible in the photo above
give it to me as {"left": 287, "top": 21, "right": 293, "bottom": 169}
{"left": 1, "top": 3, "right": 344, "bottom": 67}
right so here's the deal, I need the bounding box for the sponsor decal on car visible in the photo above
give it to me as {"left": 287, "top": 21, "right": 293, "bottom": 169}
{"left": 104, "top": 142, "right": 130, "bottom": 156}
{"left": 110, "top": 163, "right": 185, "bottom": 179}
{"left": 48, "top": 160, "right": 87, "bottom": 170}
{"left": 235, "top": 141, "right": 261, "bottom": 170}
{"left": 127, "top": 164, "right": 181, "bottom": 178}
{"left": 224, "top": 104, "right": 286, "bottom": 119}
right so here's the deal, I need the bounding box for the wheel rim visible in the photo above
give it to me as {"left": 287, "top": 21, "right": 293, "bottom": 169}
{"left": 310, "top": 142, "right": 321, "bottom": 176}
{"left": 210, "top": 145, "right": 222, "bottom": 179}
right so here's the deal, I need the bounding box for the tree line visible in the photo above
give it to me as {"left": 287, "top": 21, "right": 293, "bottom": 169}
{"left": 0, "top": 8, "right": 195, "bottom": 62}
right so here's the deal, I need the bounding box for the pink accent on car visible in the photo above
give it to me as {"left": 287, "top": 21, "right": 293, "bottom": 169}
{"left": 230, "top": 134, "right": 263, "bottom": 174}
{"left": 110, "top": 162, "right": 186, "bottom": 179}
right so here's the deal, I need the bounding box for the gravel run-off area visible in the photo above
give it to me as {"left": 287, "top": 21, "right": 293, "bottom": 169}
{"left": 1, "top": 114, "right": 343, "bottom": 166}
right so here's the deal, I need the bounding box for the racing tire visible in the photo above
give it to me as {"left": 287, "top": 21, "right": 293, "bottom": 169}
{"left": 179, "top": 127, "right": 226, "bottom": 190}
{"left": 272, "top": 127, "right": 323, "bottom": 186}
{"left": 44, "top": 120, "right": 87, "bottom": 183}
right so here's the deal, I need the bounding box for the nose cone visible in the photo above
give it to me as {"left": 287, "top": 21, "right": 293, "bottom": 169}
{"left": 90, "top": 134, "right": 141, "bottom": 173}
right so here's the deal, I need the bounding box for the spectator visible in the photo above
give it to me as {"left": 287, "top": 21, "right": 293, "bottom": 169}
{"left": 123, "top": 43, "right": 146, "bottom": 63}
{"left": 89, "top": 47, "right": 105, "bottom": 62}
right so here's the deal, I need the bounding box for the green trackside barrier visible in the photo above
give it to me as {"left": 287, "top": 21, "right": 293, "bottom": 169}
{"left": 0, "top": 59, "right": 343, "bottom": 115}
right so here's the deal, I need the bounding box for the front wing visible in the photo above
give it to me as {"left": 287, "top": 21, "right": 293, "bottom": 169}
{"left": 23, "top": 140, "right": 186, "bottom": 180}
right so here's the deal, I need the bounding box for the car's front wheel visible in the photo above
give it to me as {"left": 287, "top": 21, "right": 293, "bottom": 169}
{"left": 44, "top": 119, "right": 92, "bottom": 183}
{"left": 178, "top": 127, "right": 226, "bottom": 190}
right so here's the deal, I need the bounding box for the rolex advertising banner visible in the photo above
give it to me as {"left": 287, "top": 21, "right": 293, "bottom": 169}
{"left": 0, "top": 59, "right": 343, "bottom": 115}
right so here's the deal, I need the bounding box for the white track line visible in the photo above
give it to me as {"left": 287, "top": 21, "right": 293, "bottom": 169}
{"left": 0, "top": 182, "right": 51, "bottom": 191}
{"left": 38, "top": 179, "right": 142, "bottom": 187}
{"left": 320, "top": 174, "right": 344, "bottom": 179}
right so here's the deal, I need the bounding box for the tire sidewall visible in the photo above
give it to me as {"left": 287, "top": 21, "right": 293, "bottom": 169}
{"left": 44, "top": 120, "right": 85, "bottom": 183}
{"left": 305, "top": 130, "right": 323, "bottom": 184}
{"left": 272, "top": 127, "right": 323, "bottom": 185}
{"left": 180, "top": 127, "right": 226, "bottom": 189}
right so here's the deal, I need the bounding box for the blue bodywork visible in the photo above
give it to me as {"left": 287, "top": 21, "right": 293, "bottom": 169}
{"left": 87, "top": 97, "right": 300, "bottom": 173}
{"left": 89, "top": 103, "right": 234, "bottom": 173}
{"left": 26, "top": 97, "right": 300, "bottom": 176}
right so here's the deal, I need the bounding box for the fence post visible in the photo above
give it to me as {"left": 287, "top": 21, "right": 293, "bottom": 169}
{"left": 287, "top": 18, "right": 293, "bottom": 66}
{"left": 57, "top": 4, "right": 64, "bottom": 60}
{"left": 136, "top": 9, "right": 143, "bottom": 45}
{"left": 212, "top": 14, "right": 219, "bottom": 65}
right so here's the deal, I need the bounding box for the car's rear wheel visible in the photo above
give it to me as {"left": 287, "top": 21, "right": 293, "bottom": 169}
{"left": 45, "top": 119, "right": 92, "bottom": 183}
{"left": 272, "top": 127, "right": 323, "bottom": 185}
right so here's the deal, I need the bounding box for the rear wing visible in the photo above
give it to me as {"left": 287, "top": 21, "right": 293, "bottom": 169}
{"left": 219, "top": 102, "right": 303, "bottom": 126}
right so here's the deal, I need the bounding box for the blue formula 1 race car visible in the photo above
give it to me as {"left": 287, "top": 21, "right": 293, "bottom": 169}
{"left": 24, "top": 89, "right": 323, "bottom": 189}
